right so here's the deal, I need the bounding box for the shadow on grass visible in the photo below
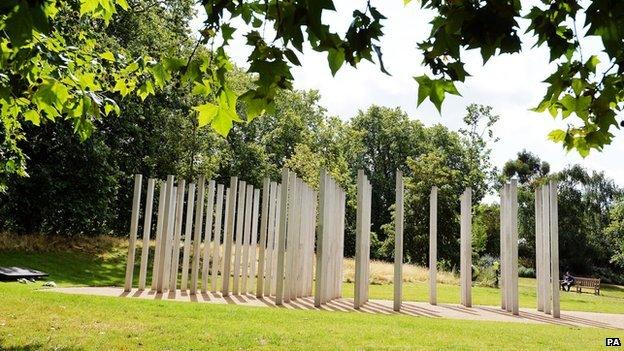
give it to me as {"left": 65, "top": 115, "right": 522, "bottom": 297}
{"left": 0, "top": 249, "right": 130, "bottom": 287}
{"left": 0, "top": 340, "right": 84, "bottom": 351}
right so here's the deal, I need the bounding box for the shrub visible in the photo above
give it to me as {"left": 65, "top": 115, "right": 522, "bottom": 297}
{"left": 518, "top": 266, "right": 536, "bottom": 278}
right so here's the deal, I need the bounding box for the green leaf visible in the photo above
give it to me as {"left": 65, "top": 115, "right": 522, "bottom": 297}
{"left": 100, "top": 51, "right": 115, "bottom": 62}
{"left": 32, "top": 81, "right": 69, "bottom": 117}
{"left": 221, "top": 23, "right": 235, "bottom": 42}
{"left": 194, "top": 103, "right": 219, "bottom": 127}
{"left": 574, "top": 138, "right": 590, "bottom": 157}
{"left": 415, "top": 75, "right": 432, "bottom": 106}
{"left": 113, "top": 78, "right": 132, "bottom": 96}
{"left": 150, "top": 63, "right": 169, "bottom": 89}
{"left": 571, "top": 79, "right": 584, "bottom": 96}
{"left": 23, "top": 109, "right": 40, "bottom": 126}
{"left": 547, "top": 129, "right": 566, "bottom": 143}
{"left": 137, "top": 80, "right": 154, "bottom": 101}
{"left": 284, "top": 49, "right": 301, "bottom": 66}
{"left": 80, "top": 0, "right": 100, "bottom": 15}
{"left": 191, "top": 79, "right": 212, "bottom": 96}
{"left": 212, "top": 108, "right": 236, "bottom": 136}
{"left": 117, "top": 0, "right": 129, "bottom": 10}
{"left": 328, "top": 48, "right": 345, "bottom": 76}
{"left": 585, "top": 55, "right": 600, "bottom": 72}
{"left": 243, "top": 97, "right": 268, "bottom": 121}
{"left": 77, "top": 72, "right": 100, "bottom": 91}
{"left": 194, "top": 88, "right": 242, "bottom": 136}
{"left": 103, "top": 99, "right": 120, "bottom": 116}
{"left": 5, "top": 2, "right": 34, "bottom": 47}
{"left": 414, "top": 76, "right": 460, "bottom": 112}
{"left": 218, "top": 88, "right": 238, "bottom": 115}
{"left": 559, "top": 94, "right": 591, "bottom": 120}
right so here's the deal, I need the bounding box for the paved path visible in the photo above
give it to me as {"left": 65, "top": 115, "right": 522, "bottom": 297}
{"left": 45, "top": 287, "right": 623, "bottom": 329}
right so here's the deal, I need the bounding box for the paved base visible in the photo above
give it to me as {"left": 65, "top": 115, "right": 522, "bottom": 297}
{"left": 44, "top": 287, "right": 623, "bottom": 329}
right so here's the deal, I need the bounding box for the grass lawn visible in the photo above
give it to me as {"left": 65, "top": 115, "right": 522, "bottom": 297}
{"left": 1, "top": 246, "right": 622, "bottom": 314}
{"left": 1, "top": 240, "right": 623, "bottom": 350}
{"left": 0, "top": 282, "right": 620, "bottom": 351}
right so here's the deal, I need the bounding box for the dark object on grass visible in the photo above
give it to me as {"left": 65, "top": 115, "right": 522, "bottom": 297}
{"left": 0, "top": 267, "right": 49, "bottom": 281}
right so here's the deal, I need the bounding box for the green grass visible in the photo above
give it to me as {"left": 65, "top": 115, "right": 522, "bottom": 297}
{"left": 342, "top": 278, "right": 624, "bottom": 314}
{"left": 0, "top": 282, "right": 619, "bottom": 351}
{"left": 1, "top": 248, "right": 623, "bottom": 350}
{"left": 2, "top": 248, "right": 623, "bottom": 313}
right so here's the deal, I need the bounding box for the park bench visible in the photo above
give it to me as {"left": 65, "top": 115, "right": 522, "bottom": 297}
{"left": 560, "top": 276, "right": 601, "bottom": 295}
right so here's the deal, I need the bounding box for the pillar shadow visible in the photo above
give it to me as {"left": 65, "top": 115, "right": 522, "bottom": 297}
{"left": 292, "top": 297, "right": 316, "bottom": 309}
{"left": 478, "top": 306, "right": 578, "bottom": 328}
{"left": 401, "top": 303, "right": 441, "bottom": 318}
{"left": 222, "top": 295, "right": 237, "bottom": 305}
{"left": 232, "top": 294, "right": 247, "bottom": 303}
{"left": 518, "top": 311, "right": 578, "bottom": 327}
{"left": 256, "top": 297, "right": 276, "bottom": 307}
{"left": 357, "top": 301, "right": 393, "bottom": 315}
{"left": 366, "top": 300, "right": 397, "bottom": 313}
{"left": 318, "top": 302, "right": 342, "bottom": 312}
{"left": 559, "top": 314, "right": 615, "bottom": 329}
{"left": 285, "top": 300, "right": 304, "bottom": 310}
{"left": 438, "top": 304, "right": 480, "bottom": 316}
{"left": 331, "top": 299, "right": 357, "bottom": 311}
{"left": 404, "top": 309, "right": 428, "bottom": 317}
{"left": 359, "top": 304, "right": 391, "bottom": 315}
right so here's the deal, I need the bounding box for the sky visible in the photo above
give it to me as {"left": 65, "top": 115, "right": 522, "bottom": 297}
{"left": 190, "top": 1, "right": 624, "bottom": 187}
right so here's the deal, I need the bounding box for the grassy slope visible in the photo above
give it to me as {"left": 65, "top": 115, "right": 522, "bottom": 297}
{"left": 1, "top": 244, "right": 623, "bottom": 350}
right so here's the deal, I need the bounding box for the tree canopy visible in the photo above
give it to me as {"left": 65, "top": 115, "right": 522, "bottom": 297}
{"left": 3, "top": 0, "right": 624, "bottom": 190}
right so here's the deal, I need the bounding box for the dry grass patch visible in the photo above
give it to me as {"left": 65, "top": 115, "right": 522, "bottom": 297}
{"left": 0, "top": 232, "right": 125, "bottom": 255}
{"left": 343, "top": 258, "right": 458, "bottom": 285}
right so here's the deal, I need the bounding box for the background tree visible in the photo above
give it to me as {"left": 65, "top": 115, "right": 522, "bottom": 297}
{"left": 556, "top": 165, "right": 622, "bottom": 279}
{"left": 502, "top": 150, "right": 551, "bottom": 184}
{"left": 4, "top": 0, "right": 624, "bottom": 190}
{"left": 605, "top": 197, "right": 624, "bottom": 271}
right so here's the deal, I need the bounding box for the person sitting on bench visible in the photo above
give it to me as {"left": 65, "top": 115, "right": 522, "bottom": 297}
{"left": 561, "top": 271, "right": 575, "bottom": 292}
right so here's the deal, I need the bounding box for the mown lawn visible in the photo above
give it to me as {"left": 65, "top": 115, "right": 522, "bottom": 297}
{"left": 2, "top": 247, "right": 623, "bottom": 314}
{"left": 1, "top": 246, "right": 623, "bottom": 350}
{"left": 0, "top": 282, "right": 620, "bottom": 351}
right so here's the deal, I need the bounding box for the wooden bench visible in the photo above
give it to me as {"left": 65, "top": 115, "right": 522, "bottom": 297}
{"left": 560, "top": 276, "right": 600, "bottom": 295}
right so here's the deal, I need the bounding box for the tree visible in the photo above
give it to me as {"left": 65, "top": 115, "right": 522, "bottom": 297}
{"left": 459, "top": 104, "right": 500, "bottom": 200}
{"left": 195, "top": 0, "right": 624, "bottom": 154}
{"left": 605, "top": 198, "right": 624, "bottom": 272}
{"left": 556, "top": 165, "right": 622, "bottom": 277}
{"left": 4, "top": 1, "right": 623, "bottom": 190}
{"left": 347, "top": 106, "right": 426, "bottom": 246}
{"left": 472, "top": 204, "right": 501, "bottom": 258}
{"left": 502, "top": 150, "right": 551, "bottom": 184}
{"left": 1, "top": 1, "right": 152, "bottom": 190}
{"left": 0, "top": 0, "right": 212, "bottom": 234}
